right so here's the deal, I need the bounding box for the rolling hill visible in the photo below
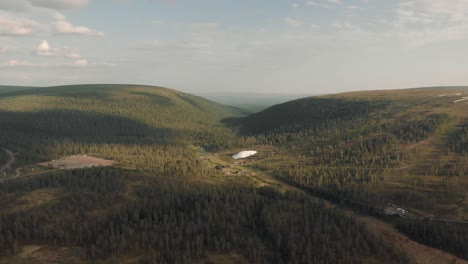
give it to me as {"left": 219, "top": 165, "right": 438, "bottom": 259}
{"left": 227, "top": 87, "right": 468, "bottom": 217}
{"left": 1, "top": 85, "right": 466, "bottom": 263}
{"left": 225, "top": 87, "right": 468, "bottom": 259}
{"left": 0, "top": 84, "right": 242, "bottom": 166}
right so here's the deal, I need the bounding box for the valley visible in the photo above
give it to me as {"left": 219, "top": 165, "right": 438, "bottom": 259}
{"left": 0, "top": 85, "right": 467, "bottom": 263}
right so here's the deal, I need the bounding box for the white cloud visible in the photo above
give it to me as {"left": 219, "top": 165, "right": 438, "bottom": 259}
{"left": 0, "top": 14, "right": 40, "bottom": 35}
{"left": 0, "top": 47, "right": 6, "bottom": 54}
{"left": 284, "top": 17, "right": 302, "bottom": 27}
{"left": 325, "top": 0, "right": 342, "bottom": 4}
{"left": 394, "top": 0, "right": 468, "bottom": 46}
{"left": 52, "top": 13, "right": 103, "bottom": 36}
{"left": 0, "top": 0, "right": 88, "bottom": 11}
{"left": 36, "top": 40, "right": 84, "bottom": 59}
{"left": 72, "top": 58, "right": 88, "bottom": 66}
{"left": 36, "top": 40, "right": 56, "bottom": 56}
{"left": 1, "top": 60, "right": 35, "bottom": 67}
{"left": 66, "top": 53, "right": 82, "bottom": 59}
{"left": 189, "top": 23, "right": 219, "bottom": 31}
{"left": 305, "top": 0, "right": 334, "bottom": 8}
{"left": 30, "top": 0, "right": 88, "bottom": 10}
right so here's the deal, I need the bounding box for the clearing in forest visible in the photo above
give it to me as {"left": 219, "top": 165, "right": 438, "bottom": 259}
{"left": 37, "top": 155, "right": 115, "bottom": 170}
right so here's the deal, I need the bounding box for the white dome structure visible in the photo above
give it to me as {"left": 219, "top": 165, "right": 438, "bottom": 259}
{"left": 232, "top": 150, "right": 257, "bottom": 159}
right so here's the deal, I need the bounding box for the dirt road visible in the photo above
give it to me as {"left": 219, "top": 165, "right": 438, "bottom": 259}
{"left": 265, "top": 170, "right": 468, "bottom": 264}
{"left": 0, "top": 148, "right": 16, "bottom": 175}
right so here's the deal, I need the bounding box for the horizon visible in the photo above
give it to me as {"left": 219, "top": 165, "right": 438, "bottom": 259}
{"left": 2, "top": 0, "right": 468, "bottom": 94}
{"left": 2, "top": 83, "right": 468, "bottom": 96}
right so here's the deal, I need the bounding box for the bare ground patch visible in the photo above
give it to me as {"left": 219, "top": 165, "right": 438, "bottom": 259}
{"left": 38, "top": 155, "right": 116, "bottom": 170}
{"left": 0, "top": 245, "right": 86, "bottom": 264}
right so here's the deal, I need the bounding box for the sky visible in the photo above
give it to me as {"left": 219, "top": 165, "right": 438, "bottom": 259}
{"left": 1, "top": 0, "right": 468, "bottom": 94}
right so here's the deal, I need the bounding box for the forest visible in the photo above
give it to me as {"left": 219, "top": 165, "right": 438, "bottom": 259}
{"left": 0, "top": 168, "right": 409, "bottom": 263}
{"left": 1, "top": 85, "right": 467, "bottom": 263}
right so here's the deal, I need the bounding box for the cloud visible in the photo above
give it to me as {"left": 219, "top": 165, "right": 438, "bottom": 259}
{"left": 325, "top": 0, "right": 342, "bottom": 4}
{"left": 0, "top": 47, "right": 6, "bottom": 54}
{"left": 72, "top": 58, "right": 88, "bottom": 66}
{"left": 36, "top": 40, "right": 84, "bottom": 59}
{"left": 1, "top": 60, "right": 35, "bottom": 67}
{"left": 52, "top": 13, "right": 103, "bottom": 36}
{"left": 0, "top": 0, "right": 88, "bottom": 11}
{"left": 189, "top": 23, "right": 218, "bottom": 31}
{"left": 32, "top": 40, "right": 112, "bottom": 69}
{"left": 66, "top": 53, "right": 82, "bottom": 59}
{"left": 36, "top": 40, "right": 56, "bottom": 56}
{"left": 30, "top": 0, "right": 88, "bottom": 10}
{"left": 284, "top": 17, "right": 302, "bottom": 27}
{"left": 62, "top": 59, "right": 116, "bottom": 68}
{"left": 305, "top": 1, "right": 333, "bottom": 8}
{"left": 394, "top": 0, "right": 468, "bottom": 46}
{"left": 306, "top": 1, "right": 318, "bottom": 6}
{"left": 0, "top": 14, "right": 40, "bottom": 35}
{"left": 0, "top": 0, "right": 30, "bottom": 11}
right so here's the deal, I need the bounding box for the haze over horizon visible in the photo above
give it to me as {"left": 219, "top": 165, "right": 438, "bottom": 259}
{"left": 1, "top": 0, "right": 468, "bottom": 94}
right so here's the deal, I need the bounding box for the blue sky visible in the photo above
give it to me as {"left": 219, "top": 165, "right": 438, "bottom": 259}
{"left": 1, "top": 0, "right": 468, "bottom": 94}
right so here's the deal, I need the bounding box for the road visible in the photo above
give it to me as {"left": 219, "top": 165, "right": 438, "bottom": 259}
{"left": 0, "top": 148, "right": 21, "bottom": 178}
{"left": 399, "top": 215, "right": 468, "bottom": 225}
{"left": 0, "top": 148, "right": 18, "bottom": 176}
{"left": 265, "top": 170, "right": 468, "bottom": 264}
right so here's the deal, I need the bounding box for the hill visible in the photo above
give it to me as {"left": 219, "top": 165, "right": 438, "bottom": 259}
{"left": 225, "top": 87, "right": 468, "bottom": 259}
{"left": 2, "top": 84, "right": 467, "bottom": 263}
{"left": 0, "top": 86, "right": 39, "bottom": 94}
{"left": 197, "top": 92, "right": 315, "bottom": 113}
{"left": 0, "top": 84, "right": 242, "bottom": 166}
{"left": 227, "top": 87, "right": 468, "bottom": 216}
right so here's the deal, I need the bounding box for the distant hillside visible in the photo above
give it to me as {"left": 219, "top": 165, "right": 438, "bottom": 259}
{"left": 226, "top": 97, "right": 388, "bottom": 134}
{"left": 0, "top": 84, "right": 242, "bottom": 163}
{"left": 228, "top": 86, "right": 468, "bottom": 134}
{"left": 0, "top": 85, "right": 39, "bottom": 94}
{"left": 225, "top": 86, "right": 468, "bottom": 258}
{"left": 197, "top": 92, "right": 315, "bottom": 113}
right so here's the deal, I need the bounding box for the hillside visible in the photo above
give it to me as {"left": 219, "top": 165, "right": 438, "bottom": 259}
{"left": 0, "top": 85, "right": 466, "bottom": 263}
{"left": 0, "top": 86, "right": 39, "bottom": 95}
{"left": 227, "top": 87, "right": 468, "bottom": 216}
{"left": 225, "top": 87, "right": 468, "bottom": 259}
{"left": 197, "top": 92, "right": 314, "bottom": 113}
{"left": 0, "top": 84, "right": 242, "bottom": 166}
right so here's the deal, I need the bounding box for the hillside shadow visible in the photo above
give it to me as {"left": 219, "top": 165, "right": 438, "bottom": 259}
{"left": 0, "top": 109, "right": 175, "bottom": 146}
{"left": 130, "top": 91, "right": 174, "bottom": 106}
{"left": 223, "top": 97, "right": 390, "bottom": 135}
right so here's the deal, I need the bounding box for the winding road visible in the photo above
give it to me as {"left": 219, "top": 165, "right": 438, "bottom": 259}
{"left": 0, "top": 148, "right": 20, "bottom": 177}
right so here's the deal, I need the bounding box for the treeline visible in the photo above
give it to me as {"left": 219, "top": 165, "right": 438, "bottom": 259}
{"left": 314, "top": 134, "right": 411, "bottom": 167}
{"left": 225, "top": 98, "right": 387, "bottom": 136}
{"left": 0, "top": 169, "right": 410, "bottom": 263}
{"left": 395, "top": 218, "right": 468, "bottom": 260}
{"left": 384, "top": 114, "right": 448, "bottom": 143}
{"left": 0, "top": 85, "right": 249, "bottom": 168}
{"left": 448, "top": 119, "right": 468, "bottom": 154}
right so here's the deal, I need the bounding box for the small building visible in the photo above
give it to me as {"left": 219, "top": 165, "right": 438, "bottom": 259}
{"left": 232, "top": 150, "right": 257, "bottom": 160}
